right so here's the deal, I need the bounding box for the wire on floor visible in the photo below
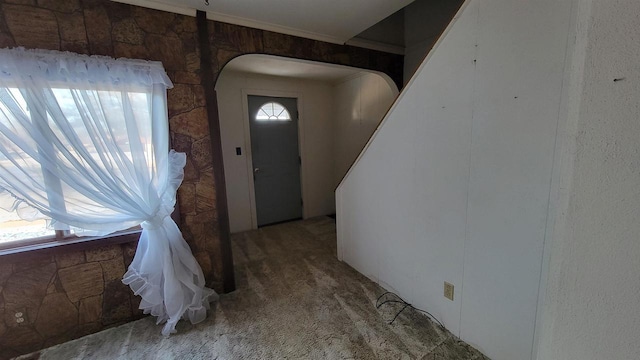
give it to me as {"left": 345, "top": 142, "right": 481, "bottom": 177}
{"left": 376, "top": 291, "right": 445, "bottom": 328}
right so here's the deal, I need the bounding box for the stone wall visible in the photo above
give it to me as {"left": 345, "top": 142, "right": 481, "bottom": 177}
{"left": 0, "top": 0, "right": 403, "bottom": 357}
{"left": 0, "top": 241, "right": 141, "bottom": 359}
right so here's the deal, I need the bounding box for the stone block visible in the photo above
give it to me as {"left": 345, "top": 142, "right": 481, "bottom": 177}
{"left": 86, "top": 245, "right": 120, "bottom": 262}
{"left": 174, "top": 71, "right": 200, "bottom": 85}
{"left": 122, "top": 242, "right": 137, "bottom": 267}
{"left": 113, "top": 42, "right": 149, "bottom": 60}
{"left": 171, "top": 14, "right": 196, "bottom": 34}
{"left": 263, "top": 30, "right": 295, "bottom": 55}
{"left": 76, "top": 322, "right": 101, "bottom": 338}
{"left": 56, "top": 11, "right": 86, "bottom": 44}
{"left": 185, "top": 51, "right": 200, "bottom": 72}
{"left": 167, "top": 84, "right": 195, "bottom": 117}
{"left": 179, "top": 30, "right": 197, "bottom": 52}
{"left": 213, "top": 22, "right": 262, "bottom": 53}
{"left": 3, "top": 0, "right": 35, "bottom": 5}
{"left": 191, "top": 136, "right": 212, "bottom": 170}
{"left": 193, "top": 85, "right": 206, "bottom": 107}
{"left": 216, "top": 48, "right": 241, "bottom": 69}
{"left": 169, "top": 107, "right": 209, "bottom": 140}
{"left": 60, "top": 40, "right": 89, "bottom": 54}
{"left": 100, "top": 257, "right": 125, "bottom": 282}
{"left": 2, "top": 263, "right": 56, "bottom": 311}
{"left": 3, "top": 4, "right": 60, "bottom": 50}
{"left": 0, "top": 326, "right": 43, "bottom": 354}
{"left": 34, "top": 293, "right": 77, "bottom": 338}
{"left": 37, "top": 0, "right": 80, "bottom": 13}
{"left": 55, "top": 250, "right": 85, "bottom": 268}
{"left": 0, "top": 311, "right": 6, "bottom": 337}
{"left": 46, "top": 278, "right": 56, "bottom": 295}
{"left": 0, "top": 263, "right": 12, "bottom": 286}
{"left": 203, "top": 230, "right": 220, "bottom": 253}
{"left": 184, "top": 210, "right": 215, "bottom": 227}
{"left": 58, "top": 263, "right": 104, "bottom": 303}
{"left": 83, "top": 6, "right": 112, "bottom": 55}
{"left": 129, "top": 293, "right": 142, "bottom": 315}
{"left": 195, "top": 169, "right": 216, "bottom": 207}
{"left": 102, "top": 280, "right": 131, "bottom": 325}
{"left": 78, "top": 295, "right": 102, "bottom": 324}
{"left": 182, "top": 158, "right": 199, "bottom": 182}
{"left": 146, "top": 33, "right": 185, "bottom": 71}
{"left": 112, "top": 18, "right": 145, "bottom": 45}
{"left": 101, "top": 0, "right": 130, "bottom": 22}
{"left": 177, "top": 183, "right": 196, "bottom": 216}
{"left": 194, "top": 251, "right": 212, "bottom": 276}
{"left": 134, "top": 6, "right": 174, "bottom": 34}
{"left": 13, "top": 253, "right": 53, "bottom": 272}
{"left": 0, "top": 32, "right": 15, "bottom": 48}
{"left": 171, "top": 132, "right": 192, "bottom": 154}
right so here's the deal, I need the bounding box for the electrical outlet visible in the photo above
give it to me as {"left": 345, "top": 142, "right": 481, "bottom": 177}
{"left": 444, "top": 282, "right": 454, "bottom": 301}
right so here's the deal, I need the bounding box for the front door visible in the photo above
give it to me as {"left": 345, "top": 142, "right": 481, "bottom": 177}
{"left": 248, "top": 95, "right": 302, "bottom": 227}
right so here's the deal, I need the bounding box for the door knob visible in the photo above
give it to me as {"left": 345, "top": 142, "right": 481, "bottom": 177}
{"left": 254, "top": 168, "right": 260, "bottom": 173}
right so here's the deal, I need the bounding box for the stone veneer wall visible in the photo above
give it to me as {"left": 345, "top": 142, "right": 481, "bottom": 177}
{"left": 0, "top": 242, "right": 141, "bottom": 358}
{"left": 0, "top": 0, "right": 402, "bottom": 358}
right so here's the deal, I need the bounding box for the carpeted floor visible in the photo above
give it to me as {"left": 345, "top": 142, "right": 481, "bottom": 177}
{"left": 27, "top": 217, "right": 488, "bottom": 359}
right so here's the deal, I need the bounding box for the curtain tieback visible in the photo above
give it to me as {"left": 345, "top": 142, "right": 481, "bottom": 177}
{"left": 141, "top": 205, "right": 173, "bottom": 230}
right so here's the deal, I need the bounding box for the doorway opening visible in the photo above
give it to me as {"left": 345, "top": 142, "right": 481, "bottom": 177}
{"left": 216, "top": 54, "right": 399, "bottom": 233}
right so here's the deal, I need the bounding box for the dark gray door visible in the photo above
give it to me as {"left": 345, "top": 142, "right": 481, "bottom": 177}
{"left": 248, "top": 95, "right": 302, "bottom": 226}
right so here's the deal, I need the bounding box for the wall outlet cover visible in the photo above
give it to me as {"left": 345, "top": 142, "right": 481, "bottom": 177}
{"left": 444, "top": 282, "right": 454, "bottom": 301}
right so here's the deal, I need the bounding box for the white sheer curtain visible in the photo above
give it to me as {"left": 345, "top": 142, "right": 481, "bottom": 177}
{"left": 0, "top": 47, "right": 217, "bottom": 335}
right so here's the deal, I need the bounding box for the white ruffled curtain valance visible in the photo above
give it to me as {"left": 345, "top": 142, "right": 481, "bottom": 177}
{"left": 0, "top": 47, "right": 217, "bottom": 335}
{"left": 0, "top": 47, "right": 172, "bottom": 87}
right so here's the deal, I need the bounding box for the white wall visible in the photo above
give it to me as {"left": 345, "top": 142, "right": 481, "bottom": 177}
{"left": 333, "top": 73, "right": 398, "bottom": 186}
{"left": 336, "top": 1, "right": 574, "bottom": 359}
{"left": 216, "top": 71, "right": 335, "bottom": 233}
{"left": 537, "top": 1, "right": 640, "bottom": 359}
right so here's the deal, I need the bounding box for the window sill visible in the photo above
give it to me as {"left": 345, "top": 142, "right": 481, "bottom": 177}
{"left": 0, "top": 229, "right": 141, "bottom": 259}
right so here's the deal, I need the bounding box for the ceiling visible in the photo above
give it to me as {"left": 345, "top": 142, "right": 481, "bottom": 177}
{"left": 113, "top": 0, "right": 414, "bottom": 44}
{"left": 221, "top": 54, "right": 364, "bottom": 83}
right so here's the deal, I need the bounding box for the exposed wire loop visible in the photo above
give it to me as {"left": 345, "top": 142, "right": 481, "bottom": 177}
{"left": 376, "top": 291, "right": 445, "bottom": 328}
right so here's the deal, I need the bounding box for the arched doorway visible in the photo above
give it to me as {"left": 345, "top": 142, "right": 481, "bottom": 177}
{"left": 215, "top": 54, "right": 398, "bottom": 233}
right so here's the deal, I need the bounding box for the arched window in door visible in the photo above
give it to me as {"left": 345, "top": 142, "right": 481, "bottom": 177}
{"left": 255, "top": 102, "right": 291, "bottom": 121}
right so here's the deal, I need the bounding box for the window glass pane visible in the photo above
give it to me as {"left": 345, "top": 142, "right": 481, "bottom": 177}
{"left": 0, "top": 206, "right": 54, "bottom": 246}
{"left": 256, "top": 102, "right": 291, "bottom": 121}
{"left": 1, "top": 85, "right": 154, "bottom": 245}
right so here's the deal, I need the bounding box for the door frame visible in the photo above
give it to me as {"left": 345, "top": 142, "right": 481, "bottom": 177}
{"left": 241, "top": 89, "right": 306, "bottom": 229}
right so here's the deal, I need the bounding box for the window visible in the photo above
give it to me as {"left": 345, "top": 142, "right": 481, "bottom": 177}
{"left": 256, "top": 102, "right": 291, "bottom": 121}
{"left": 0, "top": 48, "right": 214, "bottom": 336}
{"left": 0, "top": 86, "right": 152, "bottom": 249}
{"left": 0, "top": 48, "right": 170, "bottom": 250}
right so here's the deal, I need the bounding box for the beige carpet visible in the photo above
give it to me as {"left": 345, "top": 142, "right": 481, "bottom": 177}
{"left": 26, "top": 217, "right": 488, "bottom": 359}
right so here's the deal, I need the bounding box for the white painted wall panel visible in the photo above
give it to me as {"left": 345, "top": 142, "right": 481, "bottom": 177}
{"left": 459, "top": 1, "right": 573, "bottom": 358}
{"left": 537, "top": 1, "right": 640, "bottom": 359}
{"left": 338, "top": 0, "right": 477, "bottom": 336}
{"left": 337, "top": 1, "right": 576, "bottom": 359}
{"left": 333, "top": 73, "right": 397, "bottom": 186}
